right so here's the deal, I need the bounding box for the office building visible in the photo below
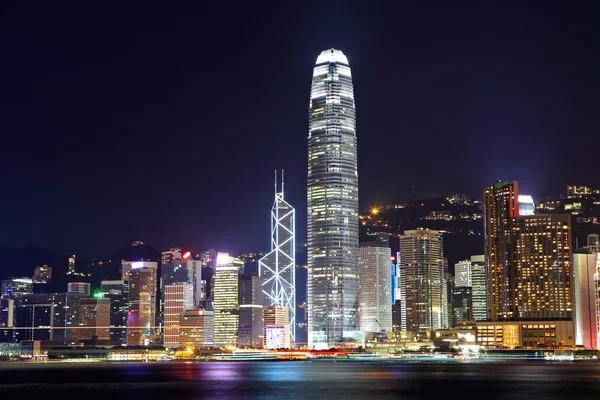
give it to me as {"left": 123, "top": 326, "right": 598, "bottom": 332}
{"left": 162, "top": 248, "right": 182, "bottom": 265}
{"left": 515, "top": 214, "right": 572, "bottom": 320}
{"left": 469, "top": 255, "right": 487, "bottom": 321}
{"left": 452, "top": 287, "right": 472, "bottom": 324}
{"left": 484, "top": 180, "right": 519, "bottom": 321}
{"left": 33, "top": 265, "right": 52, "bottom": 283}
{"left": 398, "top": 229, "right": 446, "bottom": 337}
{"left": 264, "top": 305, "right": 290, "bottom": 348}
{"left": 67, "top": 255, "right": 76, "bottom": 275}
{"left": 518, "top": 194, "right": 535, "bottom": 216}
{"left": 1, "top": 298, "right": 14, "bottom": 328}
{"left": 358, "top": 243, "right": 392, "bottom": 333}
{"left": 19, "top": 292, "right": 86, "bottom": 344}
{"left": 307, "top": 48, "right": 359, "bottom": 349}
{"left": 15, "top": 304, "right": 54, "bottom": 341}
{"left": 122, "top": 261, "right": 158, "bottom": 335}
{"left": 77, "top": 297, "right": 110, "bottom": 342}
{"left": 101, "top": 280, "right": 129, "bottom": 346}
{"left": 259, "top": 171, "right": 296, "bottom": 342}
{"left": 573, "top": 248, "right": 600, "bottom": 348}
{"left": 67, "top": 282, "right": 90, "bottom": 295}
{"left": 454, "top": 260, "right": 472, "bottom": 288}
{"left": 476, "top": 320, "right": 575, "bottom": 347}
{"left": 163, "top": 283, "right": 194, "bottom": 347}
{"left": 179, "top": 310, "right": 214, "bottom": 348}
{"left": 1, "top": 277, "right": 33, "bottom": 300}
{"left": 127, "top": 267, "right": 154, "bottom": 345}
{"left": 213, "top": 253, "right": 243, "bottom": 347}
{"left": 239, "top": 272, "right": 264, "bottom": 348}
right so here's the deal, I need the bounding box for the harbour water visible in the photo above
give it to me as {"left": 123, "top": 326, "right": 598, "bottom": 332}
{"left": 1, "top": 360, "right": 599, "bottom": 399}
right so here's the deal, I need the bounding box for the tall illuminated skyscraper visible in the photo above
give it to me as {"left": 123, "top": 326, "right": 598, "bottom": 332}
{"left": 307, "top": 48, "right": 359, "bottom": 349}
{"left": 213, "top": 253, "right": 243, "bottom": 347}
{"left": 259, "top": 171, "right": 295, "bottom": 342}
{"left": 398, "top": 229, "right": 447, "bottom": 337}
{"left": 484, "top": 180, "right": 519, "bottom": 320}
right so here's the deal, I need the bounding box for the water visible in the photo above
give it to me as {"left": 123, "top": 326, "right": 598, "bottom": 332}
{"left": 1, "top": 360, "right": 599, "bottom": 399}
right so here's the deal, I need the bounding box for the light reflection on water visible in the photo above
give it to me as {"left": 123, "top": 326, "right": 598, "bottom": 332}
{"left": 2, "top": 361, "right": 600, "bottom": 400}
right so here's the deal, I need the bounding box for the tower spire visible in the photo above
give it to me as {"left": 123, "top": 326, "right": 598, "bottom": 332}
{"left": 281, "top": 169, "right": 284, "bottom": 198}
{"left": 274, "top": 169, "right": 277, "bottom": 195}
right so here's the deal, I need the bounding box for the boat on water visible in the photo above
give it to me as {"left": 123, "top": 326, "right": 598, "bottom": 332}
{"left": 212, "top": 351, "right": 279, "bottom": 361}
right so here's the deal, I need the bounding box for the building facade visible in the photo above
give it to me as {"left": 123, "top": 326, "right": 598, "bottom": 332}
{"left": 77, "top": 297, "right": 110, "bottom": 342}
{"left": 238, "top": 273, "right": 264, "bottom": 348}
{"left": 67, "top": 282, "right": 90, "bottom": 295}
{"left": 213, "top": 253, "right": 243, "bottom": 347}
{"left": 358, "top": 244, "right": 392, "bottom": 333}
{"left": 127, "top": 267, "right": 154, "bottom": 345}
{"left": 307, "top": 48, "right": 359, "bottom": 349}
{"left": 469, "top": 255, "right": 487, "bottom": 321}
{"left": 163, "top": 283, "right": 194, "bottom": 347}
{"left": 179, "top": 310, "right": 214, "bottom": 348}
{"left": 101, "top": 280, "right": 129, "bottom": 346}
{"left": 398, "top": 229, "right": 447, "bottom": 337}
{"left": 259, "top": 171, "right": 296, "bottom": 342}
{"left": 573, "top": 248, "right": 600, "bottom": 348}
{"left": 484, "top": 180, "right": 519, "bottom": 321}
{"left": 515, "top": 214, "right": 573, "bottom": 320}
{"left": 1, "top": 278, "right": 33, "bottom": 300}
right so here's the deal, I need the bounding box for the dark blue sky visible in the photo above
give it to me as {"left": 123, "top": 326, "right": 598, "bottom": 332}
{"left": 1, "top": 2, "right": 599, "bottom": 259}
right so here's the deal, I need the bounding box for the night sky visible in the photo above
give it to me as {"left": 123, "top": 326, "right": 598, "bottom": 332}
{"left": 1, "top": 2, "right": 599, "bottom": 259}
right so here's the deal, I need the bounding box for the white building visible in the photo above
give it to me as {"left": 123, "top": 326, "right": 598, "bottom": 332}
{"left": 573, "top": 248, "right": 600, "bottom": 349}
{"left": 163, "top": 283, "right": 194, "bottom": 347}
{"left": 358, "top": 244, "right": 392, "bottom": 333}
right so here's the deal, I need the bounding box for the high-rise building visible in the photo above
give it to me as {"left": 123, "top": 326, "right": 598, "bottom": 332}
{"left": 454, "top": 260, "right": 473, "bottom": 288}
{"left": 163, "top": 283, "right": 194, "bottom": 347}
{"left": 18, "top": 293, "right": 86, "bottom": 344}
{"left": 484, "top": 180, "right": 519, "bottom": 321}
{"left": 1, "top": 277, "right": 33, "bottom": 300}
{"left": 238, "top": 272, "right": 264, "bottom": 348}
{"left": 452, "top": 287, "right": 472, "bottom": 324}
{"left": 213, "top": 253, "right": 243, "bottom": 347}
{"left": 127, "top": 267, "right": 154, "bottom": 345}
{"left": 573, "top": 248, "right": 600, "bottom": 349}
{"left": 32, "top": 265, "right": 52, "bottom": 283}
{"left": 259, "top": 171, "right": 296, "bottom": 342}
{"left": 307, "top": 48, "right": 359, "bottom": 349}
{"left": 358, "top": 243, "right": 392, "bottom": 333}
{"left": 179, "top": 309, "right": 214, "bottom": 348}
{"left": 77, "top": 297, "right": 110, "bottom": 343}
{"left": 67, "top": 255, "right": 76, "bottom": 275}
{"left": 162, "top": 248, "right": 182, "bottom": 265}
{"left": 469, "top": 255, "right": 487, "bottom": 321}
{"left": 515, "top": 214, "right": 572, "bottom": 320}
{"left": 264, "top": 305, "right": 290, "bottom": 349}
{"left": 15, "top": 303, "right": 54, "bottom": 341}
{"left": 398, "top": 229, "right": 446, "bottom": 337}
{"left": 0, "top": 298, "right": 14, "bottom": 328}
{"left": 67, "top": 282, "right": 90, "bottom": 295}
{"left": 122, "top": 261, "right": 158, "bottom": 334}
{"left": 101, "top": 280, "right": 129, "bottom": 346}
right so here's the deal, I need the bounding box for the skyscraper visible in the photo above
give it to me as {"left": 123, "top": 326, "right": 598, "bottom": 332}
{"left": 358, "top": 243, "right": 392, "bottom": 333}
{"left": 515, "top": 214, "right": 572, "bottom": 320}
{"left": 259, "top": 171, "right": 296, "bottom": 342}
{"left": 67, "top": 282, "right": 91, "bottom": 295}
{"left": 398, "top": 229, "right": 446, "bottom": 337}
{"left": 163, "top": 283, "right": 194, "bottom": 347}
{"left": 213, "top": 253, "right": 243, "bottom": 347}
{"left": 238, "top": 272, "right": 264, "bottom": 348}
{"left": 101, "top": 280, "right": 129, "bottom": 346}
{"left": 127, "top": 267, "right": 154, "bottom": 345}
{"left": 307, "top": 48, "right": 359, "bottom": 349}
{"left": 484, "top": 180, "right": 519, "bottom": 321}
{"left": 77, "top": 297, "right": 110, "bottom": 343}
{"left": 179, "top": 309, "right": 214, "bottom": 348}
{"left": 573, "top": 248, "right": 600, "bottom": 348}
{"left": 67, "top": 255, "right": 76, "bottom": 275}
{"left": 469, "top": 255, "right": 487, "bottom": 321}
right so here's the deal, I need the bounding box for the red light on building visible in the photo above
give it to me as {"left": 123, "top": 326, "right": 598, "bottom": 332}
{"left": 197, "top": 310, "right": 204, "bottom": 316}
{"left": 182, "top": 251, "right": 191, "bottom": 259}
{"left": 390, "top": 256, "right": 396, "bottom": 261}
